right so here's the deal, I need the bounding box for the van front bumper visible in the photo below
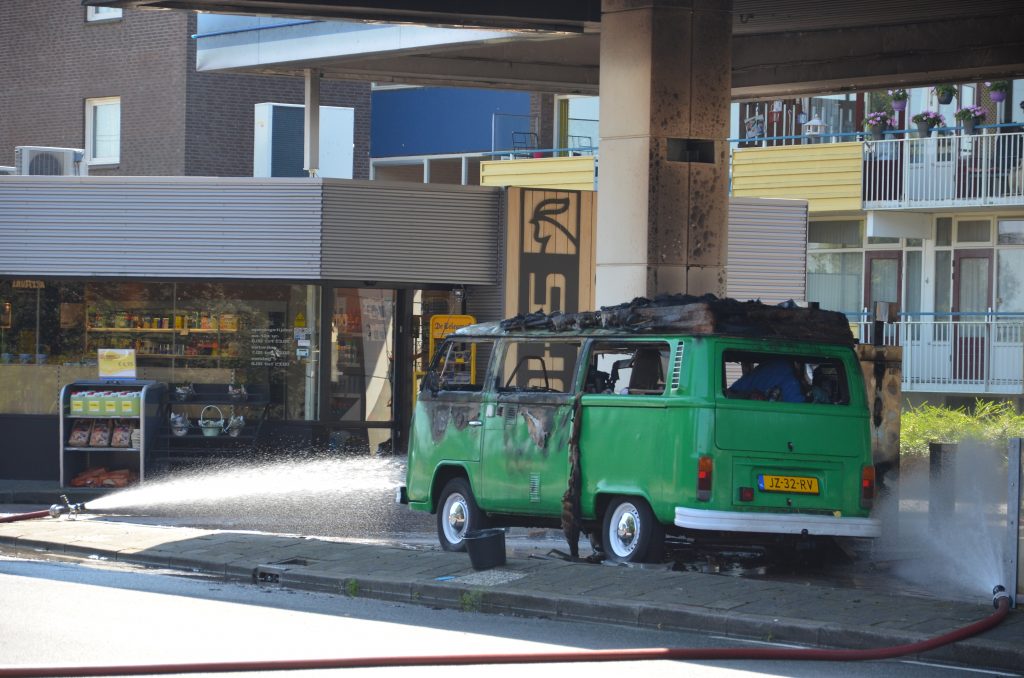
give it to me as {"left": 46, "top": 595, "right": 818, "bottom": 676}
{"left": 675, "top": 506, "right": 881, "bottom": 538}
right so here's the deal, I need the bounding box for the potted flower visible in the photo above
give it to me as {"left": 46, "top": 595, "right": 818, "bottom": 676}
{"left": 911, "top": 110, "right": 945, "bottom": 138}
{"left": 986, "top": 80, "right": 1010, "bottom": 103}
{"left": 862, "top": 110, "right": 893, "bottom": 140}
{"left": 932, "top": 84, "right": 957, "bottom": 105}
{"left": 888, "top": 88, "right": 909, "bottom": 111}
{"left": 954, "top": 105, "right": 986, "bottom": 134}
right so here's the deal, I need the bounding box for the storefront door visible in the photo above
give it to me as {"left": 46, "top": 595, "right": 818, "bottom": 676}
{"left": 325, "top": 287, "right": 397, "bottom": 454}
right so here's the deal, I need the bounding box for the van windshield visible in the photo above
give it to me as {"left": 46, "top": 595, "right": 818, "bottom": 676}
{"left": 722, "top": 349, "right": 849, "bottom": 405}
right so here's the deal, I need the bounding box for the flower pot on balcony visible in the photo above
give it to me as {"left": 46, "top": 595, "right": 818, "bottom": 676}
{"left": 866, "top": 125, "right": 884, "bottom": 141}
{"left": 892, "top": 99, "right": 907, "bottom": 112}
{"left": 916, "top": 121, "right": 933, "bottom": 138}
{"left": 990, "top": 90, "right": 1007, "bottom": 103}
{"left": 937, "top": 92, "right": 954, "bottom": 105}
{"left": 962, "top": 117, "right": 977, "bottom": 135}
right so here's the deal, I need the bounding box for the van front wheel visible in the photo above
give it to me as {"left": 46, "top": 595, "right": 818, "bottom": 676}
{"left": 602, "top": 497, "right": 663, "bottom": 563}
{"left": 436, "top": 478, "right": 486, "bottom": 552}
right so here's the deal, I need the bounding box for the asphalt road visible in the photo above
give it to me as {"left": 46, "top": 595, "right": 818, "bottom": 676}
{"left": 0, "top": 554, "right": 1010, "bottom": 678}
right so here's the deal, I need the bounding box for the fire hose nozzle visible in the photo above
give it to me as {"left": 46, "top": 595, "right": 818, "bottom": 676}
{"left": 992, "top": 585, "right": 1011, "bottom": 609}
{"left": 48, "top": 495, "right": 87, "bottom": 519}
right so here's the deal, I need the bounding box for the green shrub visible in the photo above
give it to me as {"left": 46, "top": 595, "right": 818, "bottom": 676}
{"left": 901, "top": 400, "right": 1024, "bottom": 459}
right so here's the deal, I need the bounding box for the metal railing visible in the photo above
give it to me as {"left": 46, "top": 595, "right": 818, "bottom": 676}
{"left": 854, "top": 311, "right": 1024, "bottom": 394}
{"left": 862, "top": 130, "right": 1024, "bottom": 209}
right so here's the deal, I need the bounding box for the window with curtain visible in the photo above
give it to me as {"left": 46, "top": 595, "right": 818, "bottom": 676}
{"left": 998, "top": 250, "right": 1024, "bottom": 313}
{"left": 86, "top": 97, "right": 121, "bottom": 164}
{"left": 807, "top": 252, "right": 863, "bottom": 314}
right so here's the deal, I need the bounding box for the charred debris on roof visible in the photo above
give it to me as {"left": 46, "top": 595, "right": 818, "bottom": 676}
{"left": 496, "top": 294, "right": 854, "bottom": 345}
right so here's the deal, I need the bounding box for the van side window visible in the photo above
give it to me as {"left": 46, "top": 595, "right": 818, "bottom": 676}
{"left": 584, "top": 342, "right": 670, "bottom": 395}
{"left": 433, "top": 339, "right": 494, "bottom": 392}
{"left": 499, "top": 341, "right": 580, "bottom": 393}
{"left": 722, "top": 350, "right": 849, "bottom": 405}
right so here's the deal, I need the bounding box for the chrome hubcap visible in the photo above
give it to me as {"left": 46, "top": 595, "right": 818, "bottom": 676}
{"left": 443, "top": 493, "right": 468, "bottom": 544}
{"left": 609, "top": 503, "right": 641, "bottom": 558}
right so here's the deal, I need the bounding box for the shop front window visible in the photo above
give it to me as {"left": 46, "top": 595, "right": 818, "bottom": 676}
{"left": 330, "top": 288, "right": 395, "bottom": 453}
{"left": 0, "top": 279, "right": 319, "bottom": 420}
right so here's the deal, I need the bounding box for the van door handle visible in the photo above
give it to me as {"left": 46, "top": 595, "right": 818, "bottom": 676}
{"left": 468, "top": 420, "right": 483, "bottom": 427}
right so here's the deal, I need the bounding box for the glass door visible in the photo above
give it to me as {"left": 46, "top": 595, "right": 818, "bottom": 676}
{"left": 864, "top": 251, "right": 902, "bottom": 343}
{"left": 953, "top": 249, "right": 993, "bottom": 381}
{"left": 327, "top": 287, "right": 396, "bottom": 454}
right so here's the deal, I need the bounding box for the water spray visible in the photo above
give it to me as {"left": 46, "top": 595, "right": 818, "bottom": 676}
{"left": 0, "top": 495, "right": 88, "bottom": 524}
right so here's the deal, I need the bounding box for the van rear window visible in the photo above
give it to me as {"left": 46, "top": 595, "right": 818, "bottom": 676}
{"left": 722, "top": 350, "right": 849, "bottom": 405}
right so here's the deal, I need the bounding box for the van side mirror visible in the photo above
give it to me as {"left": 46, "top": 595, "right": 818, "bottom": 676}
{"left": 423, "top": 372, "right": 442, "bottom": 396}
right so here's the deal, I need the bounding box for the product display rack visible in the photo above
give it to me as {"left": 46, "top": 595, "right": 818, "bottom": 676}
{"left": 160, "top": 383, "right": 271, "bottom": 466}
{"left": 58, "top": 380, "right": 166, "bottom": 489}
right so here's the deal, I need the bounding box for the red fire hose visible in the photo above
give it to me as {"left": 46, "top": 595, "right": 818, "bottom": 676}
{"left": 0, "top": 510, "right": 52, "bottom": 523}
{"left": 0, "top": 590, "right": 1011, "bottom": 676}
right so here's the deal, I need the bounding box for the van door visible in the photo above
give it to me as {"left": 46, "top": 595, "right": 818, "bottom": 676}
{"left": 576, "top": 340, "right": 672, "bottom": 519}
{"left": 406, "top": 337, "right": 495, "bottom": 505}
{"left": 479, "top": 339, "right": 581, "bottom": 515}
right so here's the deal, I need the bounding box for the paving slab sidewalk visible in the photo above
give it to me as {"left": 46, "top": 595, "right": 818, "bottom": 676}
{"left": 0, "top": 515, "right": 1020, "bottom": 673}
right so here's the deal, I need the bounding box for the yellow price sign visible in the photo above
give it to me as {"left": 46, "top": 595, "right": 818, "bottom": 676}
{"left": 98, "top": 349, "right": 137, "bottom": 379}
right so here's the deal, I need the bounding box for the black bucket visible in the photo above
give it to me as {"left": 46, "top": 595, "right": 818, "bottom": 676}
{"left": 463, "top": 528, "right": 506, "bottom": 570}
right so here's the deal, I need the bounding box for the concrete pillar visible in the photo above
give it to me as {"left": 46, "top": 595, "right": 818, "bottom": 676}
{"left": 595, "top": 0, "right": 732, "bottom": 305}
{"left": 304, "top": 68, "right": 321, "bottom": 177}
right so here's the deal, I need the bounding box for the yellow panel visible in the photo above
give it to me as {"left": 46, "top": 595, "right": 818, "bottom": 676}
{"left": 480, "top": 156, "right": 596, "bottom": 191}
{"left": 731, "top": 142, "right": 864, "bottom": 213}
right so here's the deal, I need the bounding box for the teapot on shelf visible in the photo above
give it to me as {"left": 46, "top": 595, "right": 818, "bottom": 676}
{"left": 224, "top": 414, "right": 246, "bottom": 437}
{"left": 170, "top": 412, "right": 190, "bottom": 437}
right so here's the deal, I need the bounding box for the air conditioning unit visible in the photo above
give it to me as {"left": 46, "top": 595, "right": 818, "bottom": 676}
{"left": 0, "top": 166, "right": 16, "bottom": 176}
{"left": 14, "top": 146, "right": 88, "bottom": 176}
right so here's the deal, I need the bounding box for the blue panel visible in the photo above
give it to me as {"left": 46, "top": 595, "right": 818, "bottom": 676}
{"left": 371, "top": 87, "right": 532, "bottom": 157}
{"left": 271, "top": 107, "right": 306, "bottom": 178}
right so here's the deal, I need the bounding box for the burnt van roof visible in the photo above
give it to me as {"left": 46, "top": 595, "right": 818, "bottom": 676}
{"left": 454, "top": 294, "right": 855, "bottom": 345}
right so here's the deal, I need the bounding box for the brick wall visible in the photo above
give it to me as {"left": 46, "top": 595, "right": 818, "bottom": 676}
{"left": 0, "top": 3, "right": 371, "bottom": 179}
{"left": 0, "top": 1, "right": 189, "bottom": 175}
{"left": 184, "top": 16, "right": 371, "bottom": 179}
{"left": 530, "top": 93, "right": 556, "bottom": 149}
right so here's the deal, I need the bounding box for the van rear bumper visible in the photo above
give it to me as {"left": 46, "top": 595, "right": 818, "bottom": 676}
{"left": 675, "top": 506, "right": 881, "bottom": 538}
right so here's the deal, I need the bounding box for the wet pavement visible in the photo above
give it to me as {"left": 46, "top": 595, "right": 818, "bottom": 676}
{"left": 1, "top": 477, "right": 1022, "bottom": 673}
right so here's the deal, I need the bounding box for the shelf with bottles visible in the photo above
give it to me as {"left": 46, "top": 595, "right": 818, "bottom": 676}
{"left": 87, "top": 309, "right": 241, "bottom": 334}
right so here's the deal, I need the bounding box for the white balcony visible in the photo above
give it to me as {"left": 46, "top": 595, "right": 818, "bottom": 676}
{"left": 862, "top": 131, "right": 1024, "bottom": 210}
{"left": 859, "top": 314, "right": 1024, "bottom": 394}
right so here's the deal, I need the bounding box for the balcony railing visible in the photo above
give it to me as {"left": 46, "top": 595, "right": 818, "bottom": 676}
{"left": 862, "top": 130, "right": 1024, "bottom": 209}
{"left": 856, "top": 312, "right": 1024, "bottom": 394}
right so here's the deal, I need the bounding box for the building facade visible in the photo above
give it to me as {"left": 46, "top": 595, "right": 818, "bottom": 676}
{"left": 0, "top": 1, "right": 371, "bottom": 178}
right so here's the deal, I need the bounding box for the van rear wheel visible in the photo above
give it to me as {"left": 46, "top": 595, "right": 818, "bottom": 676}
{"left": 436, "top": 478, "right": 487, "bottom": 552}
{"left": 602, "top": 497, "right": 664, "bottom": 563}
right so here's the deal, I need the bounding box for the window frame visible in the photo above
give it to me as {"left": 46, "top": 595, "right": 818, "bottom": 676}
{"left": 84, "top": 96, "right": 121, "bottom": 166}
{"left": 86, "top": 6, "right": 123, "bottom": 22}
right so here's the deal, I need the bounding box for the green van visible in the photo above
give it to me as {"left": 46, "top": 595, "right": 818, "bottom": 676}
{"left": 400, "top": 297, "right": 880, "bottom": 562}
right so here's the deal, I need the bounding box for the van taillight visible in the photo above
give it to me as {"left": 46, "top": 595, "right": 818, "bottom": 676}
{"left": 697, "top": 455, "right": 712, "bottom": 501}
{"left": 860, "top": 465, "right": 875, "bottom": 509}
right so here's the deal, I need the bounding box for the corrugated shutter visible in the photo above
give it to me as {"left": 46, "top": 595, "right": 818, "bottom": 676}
{"left": 464, "top": 191, "right": 507, "bottom": 323}
{"left": 0, "top": 177, "right": 322, "bottom": 279}
{"left": 321, "top": 179, "right": 500, "bottom": 285}
{"left": 727, "top": 197, "right": 807, "bottom": 305}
